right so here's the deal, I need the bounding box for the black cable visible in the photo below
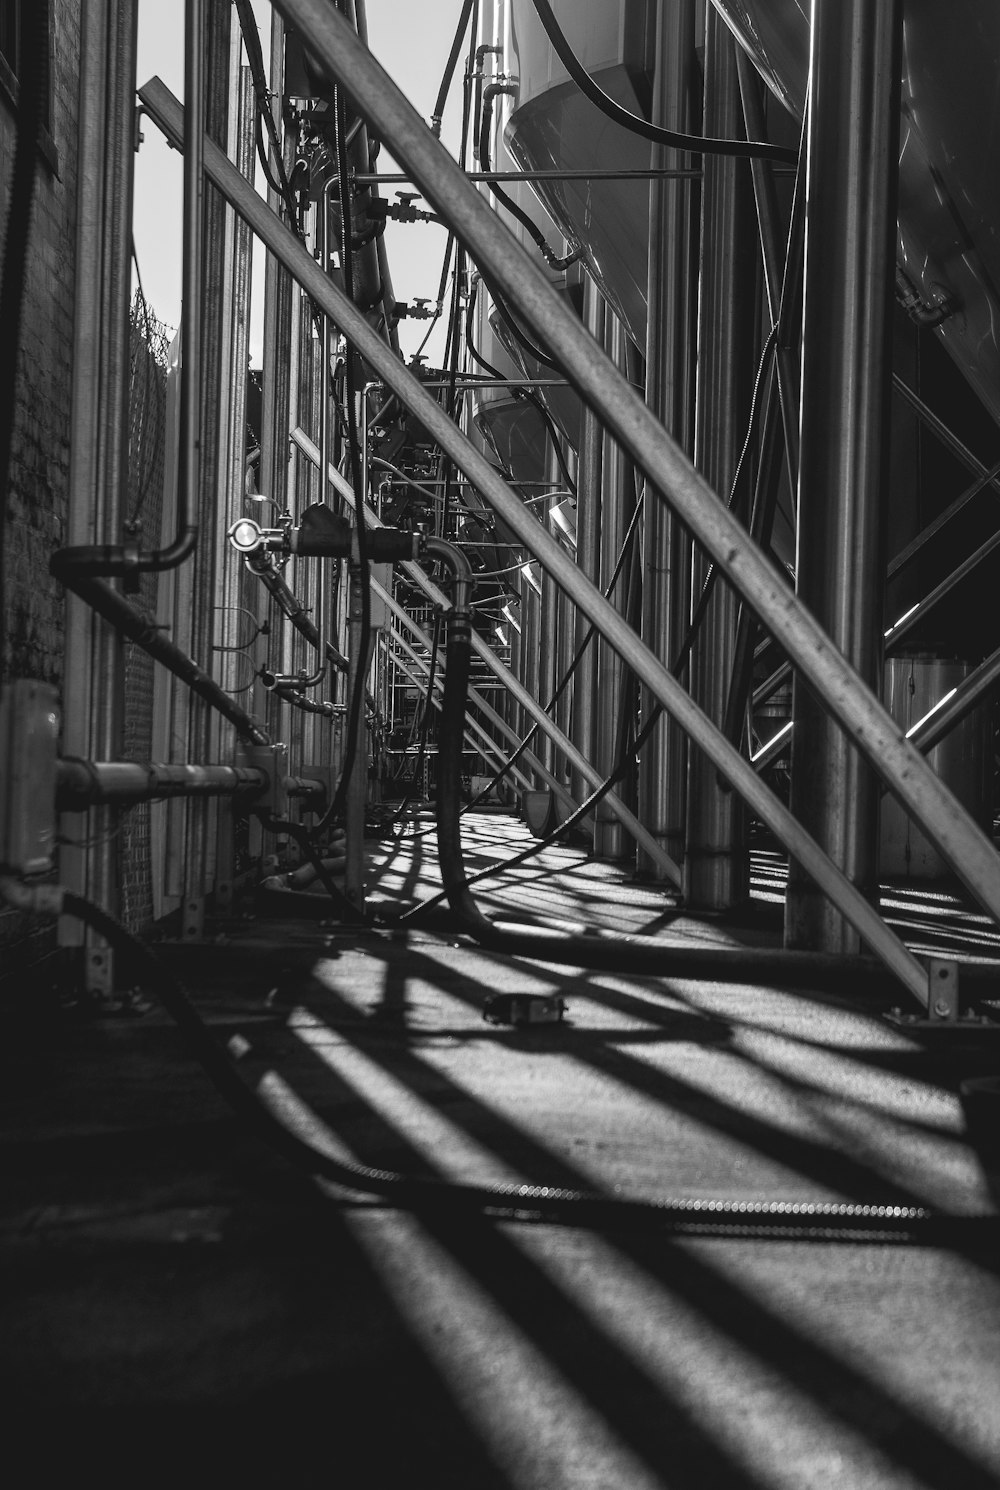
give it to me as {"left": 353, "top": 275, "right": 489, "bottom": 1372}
{"left": 431, "top": 0, "right": 477, "bottom": 137}
{"left": 234, "top": 0, "right": 298, "bottom": 226}
{"left": 415, "top": 3, "right": 480, "bottom": 361}
{"left": 47, "top": 885, "right": 994, "bottom": 1243}
{"left": 528, "top": 0, "right": 796, "bottom": 165}
{"left": 0, "top": 0, "right": 47, "bottom": 668}
{"left": 479, "top": 84, "right": 578, "bottom": 272}
{"left": 480, "top": 264, "right": 564, "bottom": 373}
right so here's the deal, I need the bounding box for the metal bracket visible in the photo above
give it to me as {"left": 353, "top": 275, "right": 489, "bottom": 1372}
{"left": 887, "top": 956, "right": 975, "bottom": 1029}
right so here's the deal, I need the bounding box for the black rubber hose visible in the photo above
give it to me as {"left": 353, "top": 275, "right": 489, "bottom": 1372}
{"left": 479, "top": 85, "right": 578, "bottom": 272}
{"left": 529, "top": 0, "right": 796, "bottom": 165}
{"left": 50, "top": 886, "right": 996, "bottom": 1245}
{"left": 431, "top": 0, "right": 477, "bottom": 136}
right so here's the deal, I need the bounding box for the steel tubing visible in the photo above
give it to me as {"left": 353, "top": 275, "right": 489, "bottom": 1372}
{"left": 907, "top": 646, "right": 1000, "bottom": 757}
{"left": 56, "top": 760, "right": 269, "bottom": 810}
{"left": 638, "top": 0, "right": 698, "bottom": 876}
{"left": 785, "top": 0, "right": 902, "bottom": 953}
{"left": 389, "top": 634, "right": 537, "bottom": 798}
{"left": 375, "top": 579, "right": 558, "bottom": 803}
{"left": 141, "top": 73, "right": 945, "bottom": 1001}
{"left": 286, "top": 426, "right": 678, "bottom": 878}
{"left": 686, "top": 9, "right": 754, "bottom": 909}
{"left": 569, "top": 278, "right": 603, "bottom": 806}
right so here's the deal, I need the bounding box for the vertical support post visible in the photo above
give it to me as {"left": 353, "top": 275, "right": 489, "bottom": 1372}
{"left": 538, "top": 552, "right": 558, "bottom": 776}
{"left": 570, "top": 276, "right": 604, "bottom": 809}
{"left": 182, "top": 0, "right": 232, "bottom": 940}
{"left": 593, "top": 315, "right": 635, "bottom": 859}
{"left": 519, "top": 570, "right": 540, "bottom": 785}
{"left": 344, "top": 563, "right": 368, "bottom": 911}
{"left": 214, "top": 59, "right": 257, "bottom": 911}
{"left": 784, "top": 0, "right": 902, "bottom": 952}
{"left": 60, "top": 0, "right": 137, "bottom": 991}
{"left": 686, "top": 9, "right": 755, "bottom": 910}
{"left": 260, "top": 6, "right": 294, "bottom": 747}
{"left": 637, "top": 0, "right": 698, "bottom": 876}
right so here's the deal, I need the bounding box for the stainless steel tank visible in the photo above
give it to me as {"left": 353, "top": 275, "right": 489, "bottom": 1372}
{"left": 505, "top": 0, "right": 1000, "bottom": 428}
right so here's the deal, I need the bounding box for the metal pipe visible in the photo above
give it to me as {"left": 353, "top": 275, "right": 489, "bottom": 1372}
{"left": 686, "top": 9, "right": 754, "bottom": 910}
{"left": 735, "top": 45, "right": 803, "bottom": 497}
{"left": 785, "top": 0, "right": 901, "bottom": 954}
{"left": 57, "top": 760, "right": 270, "bottom": 809}
{"left": 892, "top": 374, "right": 1000, "bottom": 501}
{"left": 287, "top": 427, "right": 678, "bottom": 878}
{"left": 343, "top": 564, "right": 370, "bottom": 911}
{"left": 907, "top": 647, "right": 1000, "bottom": 756}
{"left": 593, "top": 318, "right": 634, "bottom": 860}
{"left": 60, "top": 572, "right": 269, "bottom": 748}
{"left": 355, "top": 169, "right": 704, "bottom": 184}
{"left": 569, "top": 277, "right": 603, "bottom": 806}
{"left": 888, "top": 456, "right": 1000, "bottom": 581}
{"left": 885, "top": 528, "right": 1000, "bottom": 654}
{"left": 141, "top": 71, "right": 950, "bottom": 1000}
{"left": 53, "top": 0, "right": 204, "bottom": 581}
{"left": 637, "top": 0, "right": 697, "bottom": 877}
{"left": 61, "top": 0, "right": 115, "bottom": 969}
{"left": 389, "top": 629, "right": 537, "bottom": 798}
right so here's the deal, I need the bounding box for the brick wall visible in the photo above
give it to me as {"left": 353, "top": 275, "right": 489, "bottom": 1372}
{"left": 0, "top": 1, "right": 80, "bottom": 980}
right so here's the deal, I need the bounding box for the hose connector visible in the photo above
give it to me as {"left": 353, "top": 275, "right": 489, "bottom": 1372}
{"left": 423, "top": 536, "right": 473, "bottom": 624}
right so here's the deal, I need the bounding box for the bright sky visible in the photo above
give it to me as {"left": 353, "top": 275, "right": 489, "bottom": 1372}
{"left": 133, "top": 0, "right": 462, "bottom": 366}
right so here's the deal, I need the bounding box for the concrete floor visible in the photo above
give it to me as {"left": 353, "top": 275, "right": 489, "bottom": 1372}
{"left": 3, "top": 812, "right": 1000, "bottom": 1488}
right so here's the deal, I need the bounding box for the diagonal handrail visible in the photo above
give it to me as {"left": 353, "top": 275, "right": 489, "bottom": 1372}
{"left": 140, "top": 73, "right": 935, "bottom": 1004}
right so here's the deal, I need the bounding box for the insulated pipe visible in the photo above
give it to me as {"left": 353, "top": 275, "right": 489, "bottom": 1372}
{"left": 784, "top": 0, "right": 901, "bottom": 954}
{"left": 140, "top": 74, "right": 948, "bottom": 1002}
{"left": 637, "top": 0, "right": 697, "bottom": 877}
{"left": 686, "top": 10, "right": 755, "bottom": 911}
{"left": 56, "top": 760, "right": 271, "bottom": 809}
{"left": 287, "top": 426, "right": 676, "bottom": 877}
